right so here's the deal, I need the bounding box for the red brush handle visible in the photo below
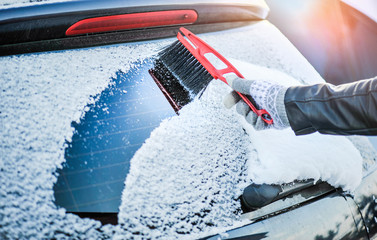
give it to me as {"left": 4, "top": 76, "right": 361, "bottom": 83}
{"left": 177, "top": 27, "right": 273, "bottom": 125}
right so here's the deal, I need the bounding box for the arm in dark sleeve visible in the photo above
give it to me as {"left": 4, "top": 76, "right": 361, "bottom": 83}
{"left": 284, "top": 77, "right": 377, "bottom": 136}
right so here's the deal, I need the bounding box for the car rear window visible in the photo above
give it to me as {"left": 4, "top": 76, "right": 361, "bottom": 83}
{"left": 2, "top": 19, "right": 376, "bottom": 240}
{"left": 54, "top": 60, "right": 175, "bottom": 212}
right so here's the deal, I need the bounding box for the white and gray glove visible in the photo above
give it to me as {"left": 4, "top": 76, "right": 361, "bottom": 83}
{"left": 223, "top": 76, "right": 290, "bottom": 130}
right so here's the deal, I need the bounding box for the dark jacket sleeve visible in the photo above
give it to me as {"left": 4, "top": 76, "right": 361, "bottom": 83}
{"left": 284, "top": 77, "right": 377, "bottom": 136}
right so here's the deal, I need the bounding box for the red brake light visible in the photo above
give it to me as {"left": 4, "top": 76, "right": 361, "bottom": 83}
{"left": 66, "top": 10, "right": 198, "bottom": 36}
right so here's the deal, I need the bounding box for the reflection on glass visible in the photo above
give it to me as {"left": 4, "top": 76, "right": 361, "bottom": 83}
{"left": 266, "top": 0, "right": 377, "bottom": 84}
{"left": 54, "top": 60, "right": 175, "bottom": 212}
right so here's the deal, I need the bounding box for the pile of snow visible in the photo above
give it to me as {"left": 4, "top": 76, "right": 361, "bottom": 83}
{"left": 247, "top": 127, "right": 362, "bottom": 191}
{"left": 0, "top": 20, "right": 375, "bottom": 239}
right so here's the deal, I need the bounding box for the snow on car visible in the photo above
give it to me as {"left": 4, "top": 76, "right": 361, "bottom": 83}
{"left": 1, "top": 0, "right": 377, "bottom": 239}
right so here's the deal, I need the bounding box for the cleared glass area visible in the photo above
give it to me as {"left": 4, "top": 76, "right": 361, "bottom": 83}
{"left": 54, "top": 59, "right": 175, "bottom": 212}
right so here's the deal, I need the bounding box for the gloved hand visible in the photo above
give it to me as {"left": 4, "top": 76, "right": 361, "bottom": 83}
{"left": 223, "top": 76, "right": 290, "bottom": 130}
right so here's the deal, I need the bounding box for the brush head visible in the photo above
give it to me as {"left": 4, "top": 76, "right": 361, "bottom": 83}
{"left": 157, "top": 40, "right": 214, "bottom": 97}
{"left": 149, "top": 40, "right": 214, "bottom": 114}
{"left": 150, "top": 58, "right": 191, "bottom": 110}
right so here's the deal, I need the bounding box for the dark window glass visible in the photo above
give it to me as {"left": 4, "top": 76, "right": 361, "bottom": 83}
{"left": 54, "top": 59, "right": 175, "bottom": 213}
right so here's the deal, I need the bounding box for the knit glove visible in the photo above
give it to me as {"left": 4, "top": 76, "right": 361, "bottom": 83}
{"left": 223, "top": 76, "right": 290, "bottom": 130}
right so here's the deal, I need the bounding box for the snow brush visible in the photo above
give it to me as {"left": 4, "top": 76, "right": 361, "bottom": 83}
{"left": 149, "top": 27, "right": 273, "bottom": 125}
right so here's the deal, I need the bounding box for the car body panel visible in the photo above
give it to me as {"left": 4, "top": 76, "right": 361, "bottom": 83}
{"left": 353, "top": 166, "right": 377, "bottom": 239}
{"left": 204, "top": 191, "right": 368, "bottom": 240}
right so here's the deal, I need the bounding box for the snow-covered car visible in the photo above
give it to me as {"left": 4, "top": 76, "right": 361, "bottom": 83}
{"left": 1, "top": 0, "right": 377, "bottom": 239}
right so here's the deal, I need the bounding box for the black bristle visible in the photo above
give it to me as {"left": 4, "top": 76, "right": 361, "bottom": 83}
{"left": 160, "top": 41, "right": 213, "bottom": 95}
{"left": 151, "top": 59, "right": 191, "bottom": 108}
{"left": 150, "top": 40, "right": 214, "bottom": 112}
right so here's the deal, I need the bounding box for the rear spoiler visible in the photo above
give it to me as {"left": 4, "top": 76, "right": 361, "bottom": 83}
{"left": 0, "top": 0, "right": 269, "bottom": 56}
